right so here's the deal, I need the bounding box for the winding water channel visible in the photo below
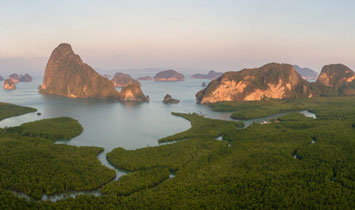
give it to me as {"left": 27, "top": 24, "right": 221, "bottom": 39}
{"left": 0, "top": 76, "right": 317, "bottom": 202}
{"left": 7, "top": 109, "right": 317, "bottom": 202}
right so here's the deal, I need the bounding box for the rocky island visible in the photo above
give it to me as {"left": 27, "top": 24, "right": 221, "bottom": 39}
{"left": 154, "top": 70, "right": 184, "bottom": 81}
{"left": 19, "top": 73, "right": 33, "bottom": 82}
{"left": 313, "top": 64, "right": 355, "bottom": 96}
{"left": 293, "top": 65, "right": 318, "bottom": 81}
{"left": 9, "top": 73, "right": 20, "bottom": 83}
{"left": 39, "top": 43, "right": 148, "bottom": 102}
{"left": 0, "top": 75, "right": 4, "bottom": 81}
{"left": 3, "top": 79, "right": 16, "bottom": 90}
{"left": 120, "top": 84, "right": 150, "bottom": 102}
{"left": 196, "top": 63, "right": 355, "bottom": 104}
{"left": 163, "top": 94, "right": 180, "bottom": 104}
{"left": 137, "top": 76, "right": 152, "bottom": 81}
{"left": 111, "top": 72, "right": 141, "bottom": 87}
{"left": 191, "top": 70, "right": 223, "bottom": 80}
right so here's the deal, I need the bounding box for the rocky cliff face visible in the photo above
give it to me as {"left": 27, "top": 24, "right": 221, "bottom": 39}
{"left": 111, "top": 73, "right": 141, "bottom": 87}
{"left": 120, "top": 84, "right": 149, "bottom": 102}
{"left": 316, "top": 64, "right": 354, "bottom": 89}
{"left": 196, "top": 63, "right": 355, "bottom": 104}
{"left": 191, "top": 70, "right": 223, "bottom": 80}
{"left": 39, "top": 43, "right": 120, "bottom": 100}
{"left": 19, "top": 74, "right": 33, "bottom": 82}
{"left": 314, "top": 64, "right": 355, "bottom": 96}
{"left": 39, "top": 43, "right": 148, "bottom": 102}
{"left": 196, "top": 63, "right": 312, "bottom": 104}
{"left": 154, "top": 70, "right": 184, "bottom": 81}
{"left": 3, "top": 79, "right": 16, "bottom": 90}
{"left": 9, "top": 74, "right": 20, "bottom": 83}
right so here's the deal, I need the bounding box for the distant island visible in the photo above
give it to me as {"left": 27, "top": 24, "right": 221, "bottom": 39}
{"left": 137, "top": 76, "right": 152, "bottom": 81}
{"left": 20, "top": 73, "right": 33, "bottom": 82}
{"left": 9, "top": 74, "right": 20, "bottom": 83}
{"left": 111, "top": 72, "right": 141, "bottom": 87}
{"left": 0, "top": 75, "right": 4, "bottom": 81}
{"left": 191, "top": 70, "right": 223, "bottom": 80}
{"left": 293, "top": 65, "right": 318, "bottom": 81}
{"left": 39, "top": 43, "right": 149, "bottom": 102}
{"left": 196, "top": 63, "right": 355, "bottom": 104}
{"left": 154, "top": 70, "right": 184, "bottom": 81}
{"left": 8, "top": 73, "right": 33, "bottom": 83}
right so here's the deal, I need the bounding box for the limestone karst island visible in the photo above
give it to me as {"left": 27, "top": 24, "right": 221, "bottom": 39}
{"left": 1, "top": 1, "right": 355, "bottom": 209}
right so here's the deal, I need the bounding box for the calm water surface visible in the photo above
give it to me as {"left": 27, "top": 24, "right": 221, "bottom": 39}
{"left": 0, "top": 76, "right": 232, "bottom": 152}
{"left": 0, "top": 76, "right": 317, "bottom": 201}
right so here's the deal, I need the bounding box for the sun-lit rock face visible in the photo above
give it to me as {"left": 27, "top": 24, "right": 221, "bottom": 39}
{"left": 120, "top": 83, "right": 149, "bottom": 102}
{"left": 39, "top": 43, "right": 149, "bottom": 102}
{"left": 9, "top": 74, "right": 20, "bottom": 83}
{"left": 196, "top": 63, "right": 312, "bottom": 104}
{"left": 314, "top": 64, "right": 355, "bottom": 96}
{"left": 316, "top": 64, "right": 355, "bottom": 89}
{"left": 154, "top": 70, "right": 184, "bottom": 81}
{"left": 39, "top": 43, "right": 120, "bottom": 100}
{"left": 111, "top": 72, "right": 141, "bottom": 87}
{"left": 3, "top": 79, "right": 16, "bottom": 90}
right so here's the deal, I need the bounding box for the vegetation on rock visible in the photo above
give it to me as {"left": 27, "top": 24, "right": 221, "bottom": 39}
{"left": 163, "top": 94, "right": 180, "bottom": 104}
{"left": 154, "top": 70, "right": 184, "bottom": 81}
{"left": 197, "top": 63, "right": 355, "bottom": 104}
{"left": 111, "top": 72, "right": 140, "bottom": 87}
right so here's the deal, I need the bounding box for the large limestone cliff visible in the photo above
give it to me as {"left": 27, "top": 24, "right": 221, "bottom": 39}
{"left": 196, "top": 63, "right": 312, "bottom": 104}
{"left": 39, "top": 43, "right": 148, "bottom": 102}
{"left": 313, "top": 64, "right": 355, "bottom": 96}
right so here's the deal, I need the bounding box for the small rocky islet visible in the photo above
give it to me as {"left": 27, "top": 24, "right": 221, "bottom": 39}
{"left": 2, "top": 73, "right": 33, "bottom": 90}
{"left": 163, "top": 94, "right": 180, "bottom": 104}
{"left": 3, "top": 79, "right": 16, "bottom": 90}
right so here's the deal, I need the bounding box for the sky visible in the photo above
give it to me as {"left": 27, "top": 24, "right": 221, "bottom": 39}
{"left": 1, "top": 0, "right": 355, "bottom": 74}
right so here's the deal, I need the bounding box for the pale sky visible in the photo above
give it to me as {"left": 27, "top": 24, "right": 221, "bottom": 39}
{"left": 1, "top": 0, "right": 355, "bottom": 74}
